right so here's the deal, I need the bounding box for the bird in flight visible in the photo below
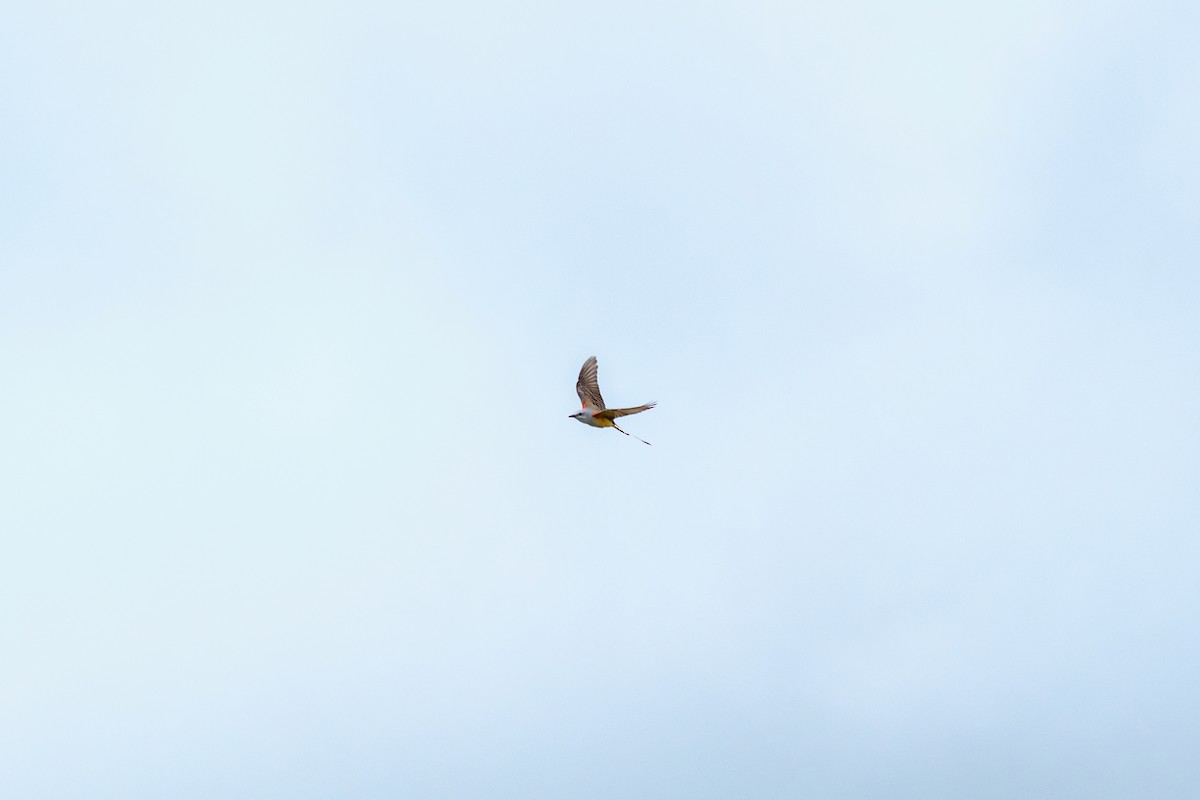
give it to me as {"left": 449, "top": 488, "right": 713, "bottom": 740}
{"left": 569, "top": 355, "right": 656, "bottom": 445}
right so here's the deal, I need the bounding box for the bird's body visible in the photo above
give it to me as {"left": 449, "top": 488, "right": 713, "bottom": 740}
{"left": 572, "top": 407, "right": 611, "bottom": 428}
{"left": 569, "top": 356, "right": 655, "bottom": 445}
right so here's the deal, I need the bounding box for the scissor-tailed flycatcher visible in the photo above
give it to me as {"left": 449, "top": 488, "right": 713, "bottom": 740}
{"left": 569, "top": 355, "right": 656, "bottom": 445}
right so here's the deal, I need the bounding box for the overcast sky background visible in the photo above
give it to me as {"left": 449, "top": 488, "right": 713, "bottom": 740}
{"left": 3, "top": 1, "right": 1198, "bottom": 798}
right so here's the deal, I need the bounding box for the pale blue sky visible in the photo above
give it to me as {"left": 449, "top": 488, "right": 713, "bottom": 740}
{"left": 2, "top": 1, "right": 1198, "bottom": 798}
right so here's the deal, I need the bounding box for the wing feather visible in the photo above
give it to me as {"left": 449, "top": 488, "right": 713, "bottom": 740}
{"left": 597, "top": 402, "right": 656, "bottom": 420}
{"left": 575, "top": 356, "right": 606, "bottom": 410}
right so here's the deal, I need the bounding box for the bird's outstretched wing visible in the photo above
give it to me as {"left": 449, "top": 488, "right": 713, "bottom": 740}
{"left": 575, "top": 356, "right": 606, "bottom": 410}
{"left": 597, "top": 402, "right": 656, "bottom": 420}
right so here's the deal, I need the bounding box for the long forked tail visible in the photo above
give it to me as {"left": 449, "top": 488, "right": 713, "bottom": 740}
{"left": 611, "top": 422, "right": 652, "bottom": 446}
